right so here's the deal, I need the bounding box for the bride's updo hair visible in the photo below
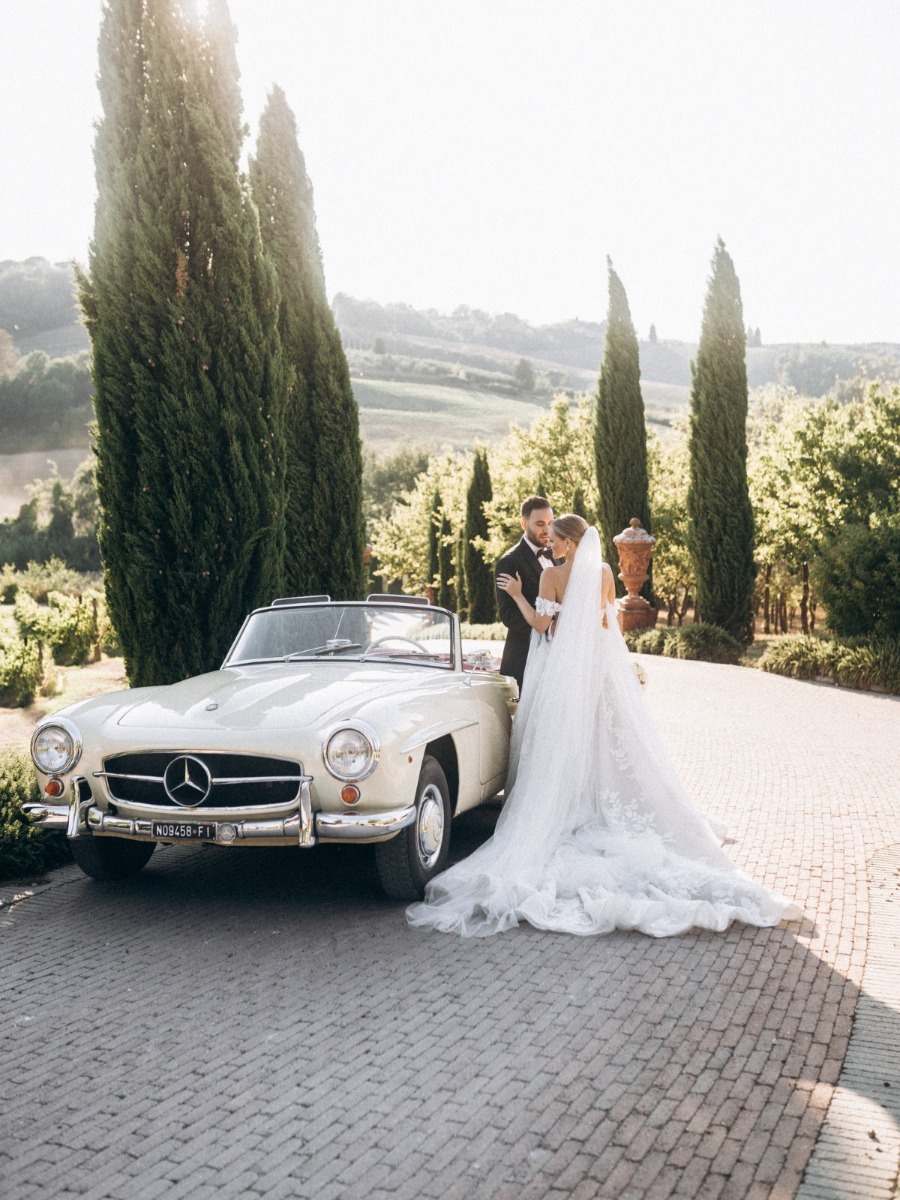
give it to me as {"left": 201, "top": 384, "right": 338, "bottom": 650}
{"left": 551, "top": 513, "right": 589, "bottom": 545}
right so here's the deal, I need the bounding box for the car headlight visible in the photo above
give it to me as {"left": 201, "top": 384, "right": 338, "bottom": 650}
{"left": 31, "top": 718, "right": 82, "bottom": 775}
{"left": 323, "top": 724, "right": 380, "bottom": 781}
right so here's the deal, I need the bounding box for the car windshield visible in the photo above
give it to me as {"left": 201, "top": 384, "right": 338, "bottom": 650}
{"left": 225, "top": 603, "right": 456, "bottom": 669}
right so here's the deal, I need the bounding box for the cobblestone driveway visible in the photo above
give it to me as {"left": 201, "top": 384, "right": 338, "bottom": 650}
{"left": 2, "top": 659, "right": 898, "bottom": 1200}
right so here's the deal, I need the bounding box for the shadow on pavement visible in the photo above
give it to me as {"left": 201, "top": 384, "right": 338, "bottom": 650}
{"left": 4, "top": 809, "right": 898, "bottom": 1200}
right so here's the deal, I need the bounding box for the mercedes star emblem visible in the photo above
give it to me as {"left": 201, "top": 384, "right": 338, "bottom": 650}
{"left": 163, "top": 755, "right": 212, "bottom": 807}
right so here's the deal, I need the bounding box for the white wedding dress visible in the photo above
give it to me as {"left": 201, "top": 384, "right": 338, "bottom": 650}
{"left": 407, "top": 527, "right": 801, "bottom": 938}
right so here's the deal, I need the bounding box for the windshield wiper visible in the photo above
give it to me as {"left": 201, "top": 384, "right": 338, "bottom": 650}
{"left": 360, "top": 649, "right": 445, "bottom": 661}
{"left": 285, "top": 641, "right": 362, "bottom": 660}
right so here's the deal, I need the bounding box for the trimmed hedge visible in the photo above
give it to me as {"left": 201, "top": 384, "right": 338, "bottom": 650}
{"left": 460, "top": 621, "right": 507, "bottom": 641}
{"left": 0, "top": 750, "right": 71, "bottom": 879}
{"left": 755, "top": 635, "right": 826, "bottom": 681}
{"left": 757, "top": 634, "right": 900, "bottom": 695}
{"left": 625, "top": 623, "right": 743, "bottom": 665}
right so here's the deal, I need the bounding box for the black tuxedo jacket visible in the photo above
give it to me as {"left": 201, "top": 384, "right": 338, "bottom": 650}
{"left": 496, "top": 537, "right": 547, "bottom": 691}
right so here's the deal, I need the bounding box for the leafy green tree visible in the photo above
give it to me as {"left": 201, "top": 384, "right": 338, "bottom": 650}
{"left": 368, "top": 452, "right": 467, "bottom": 595}
{"left": 687, "top": 239, "right": 755, "bottom": 643}
{"left": 0, "top": 351, "right": 93, "bottom": 445}
{"left": 812, "top": 517, "right": 900, "bottom": 637}
{"left": 362, "top": 445, "right": 430, "bottom": 531}
{"left": 79, "top": 0, "right": 288, "bottom": 685}
{"left": 752, "top": 383, "right": 900, "bottom": 634}
{"left": 0, "top": 461, "right": 100, "bottom": 571}
{"left": 648, "top": 437, "right": 694, "bottom": 626}
{"left": 571, "top": 486, "right": 589, "bottom": 520}
{"left": 484, "top": 397, "right": 597, "bottom": 560}
{"left": 463, "top": 449, "right": 496, "bottom": 623}
{"left": 250, "top": 84, "right": 365, "bottom": 599}
{"left": 514, "top": 357, "right": 535, "bottom": 393}
{"left": 594, "top": 260, "right": 651, "bottom": 598}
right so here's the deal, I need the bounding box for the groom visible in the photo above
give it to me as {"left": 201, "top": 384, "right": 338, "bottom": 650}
{"left": 495, "top": 495, "right": 554, "bottom": 692}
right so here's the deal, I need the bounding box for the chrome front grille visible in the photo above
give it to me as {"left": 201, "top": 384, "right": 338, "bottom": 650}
{"left": 97, "top": 751, "right": 305, "bottom": 810}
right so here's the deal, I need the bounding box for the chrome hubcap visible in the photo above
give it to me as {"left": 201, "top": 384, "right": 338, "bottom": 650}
{"left": 416, "top": 784, "right": 445, "bottom": 870}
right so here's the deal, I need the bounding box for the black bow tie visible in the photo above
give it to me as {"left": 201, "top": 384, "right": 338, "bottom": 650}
{"left": 537, "top": 547, "right": 553, "bottom": 560}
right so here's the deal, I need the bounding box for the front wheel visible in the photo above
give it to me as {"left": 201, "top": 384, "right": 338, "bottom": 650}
{"left": 70, "top": 836, "right": 156, "bottom": 881}
{"left": 375, "top": 756, "right": 451, "bottom": 900}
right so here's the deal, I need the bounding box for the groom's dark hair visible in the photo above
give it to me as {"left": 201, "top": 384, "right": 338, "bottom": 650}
{"left": 521, "top": 495, "right": 551, "bottom": 518}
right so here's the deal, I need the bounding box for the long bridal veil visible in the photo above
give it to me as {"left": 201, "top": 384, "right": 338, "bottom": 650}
{"left": 407, "top": 526, "right": 800, "bottom": 938}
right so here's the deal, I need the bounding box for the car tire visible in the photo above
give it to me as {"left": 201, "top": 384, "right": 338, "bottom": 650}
{"left": 375, "top": 755, "right": 451, "bottom": 901}
{"left": 69, "top": 836, "right": 156, "bottom": 882}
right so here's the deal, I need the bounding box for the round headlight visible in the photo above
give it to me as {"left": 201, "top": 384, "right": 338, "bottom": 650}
{"left": 324, "top": 726, "right": 379, "bottom": 781}
{"left": 31, "top": 719, "right": 82, "bottom": 775}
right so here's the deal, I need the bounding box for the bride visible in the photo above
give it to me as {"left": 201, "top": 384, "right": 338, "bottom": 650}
{"left": 407, "top": 514, "right": 801, "bottom": 938}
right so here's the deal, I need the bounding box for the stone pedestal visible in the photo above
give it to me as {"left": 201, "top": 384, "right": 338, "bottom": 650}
{"left": 613, "top": 518, "right": 658, "bottom": 633}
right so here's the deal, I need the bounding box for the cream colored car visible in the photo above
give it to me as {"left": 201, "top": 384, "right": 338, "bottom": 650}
{"left": 27, "top": 596, "right": 517, "bottom": 899}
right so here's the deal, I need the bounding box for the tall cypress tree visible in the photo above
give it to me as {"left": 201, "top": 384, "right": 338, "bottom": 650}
{"left": 572, "top": 486, "right": 588, "bottom": 520}
{"left": 427, "top": 489, "right": 441, "bottom": 599}
{"left": 427, "top": 489, "right": 454, "bottom": 609}
{"left": 250, "top": 86, "right": 365, "bottom": 599}
{"left": 687, "top": 238, "right": 755, "bottom": 643}
{"left": 594, "top": 259, "right": 651, "bottom": 595}
{"left": 463, "top": 449, "right": 497, "bottom": 623}
{"left": 437, "top": 510, "right": 454, "bottom": 610}
{"left": 455, "top": 526, "right": 468, "bottom": 621}
{"left": 79, "top": 0, "right": 288, "bottom": 685}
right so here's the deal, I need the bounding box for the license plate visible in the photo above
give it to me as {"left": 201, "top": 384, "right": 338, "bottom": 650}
{"left": 152, "top": 821, "right": 217, "bottom": 841}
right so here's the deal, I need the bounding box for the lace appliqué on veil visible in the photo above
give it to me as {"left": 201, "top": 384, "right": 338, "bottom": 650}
{"left": 535, "top": 597, "right": 561, "bottom": 616}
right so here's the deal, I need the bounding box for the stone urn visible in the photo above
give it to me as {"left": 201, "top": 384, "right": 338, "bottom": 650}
{"left": 612, "top": 518, "right": 658, "bottom": 633}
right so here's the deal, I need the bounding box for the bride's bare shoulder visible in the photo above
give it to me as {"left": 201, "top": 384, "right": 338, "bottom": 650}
{"left": 539, "top": 564, "right": 566, "bottom": 594}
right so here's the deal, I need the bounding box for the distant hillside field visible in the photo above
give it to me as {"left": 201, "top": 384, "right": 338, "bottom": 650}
{"left": 352, "top": 378, "right": 547, "bottom": 454}
{"left": 3, "top": 257, "right": 900, "bottom": 479}
{"left": 13, "top": 323, "right": 90, "bottom": 358}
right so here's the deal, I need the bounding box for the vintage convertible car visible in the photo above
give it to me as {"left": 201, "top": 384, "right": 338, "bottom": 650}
{"left": 26, "top": 595, "right": 517, "bottom": 899}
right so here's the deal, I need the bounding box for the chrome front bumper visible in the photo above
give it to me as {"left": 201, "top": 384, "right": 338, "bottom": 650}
{"left": 24, "top": 779, "right": 416, "bottom": 847}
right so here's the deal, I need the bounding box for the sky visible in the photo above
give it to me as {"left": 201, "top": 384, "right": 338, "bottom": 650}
{"left": 1, "top": 1, "right": 898, "bottom": 345}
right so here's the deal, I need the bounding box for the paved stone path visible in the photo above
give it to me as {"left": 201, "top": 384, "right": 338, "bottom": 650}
{"left": 1, "top": 658, "right": 898, "bottom": 1200}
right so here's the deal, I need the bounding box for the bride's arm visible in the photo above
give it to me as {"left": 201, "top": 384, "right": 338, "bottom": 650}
{"left": 601, "top": 563, "right": 616, "bottom": 606}
{"left": 496, "top": 569, "right": 556, "bottom": 632}
{"left": 600, "top": 562, "right": 616, "bottom": 627}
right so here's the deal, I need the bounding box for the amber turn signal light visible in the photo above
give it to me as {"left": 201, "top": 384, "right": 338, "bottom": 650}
{"left": 44, "top": 778, "right": 65, "bottom": 798}
{"left": 340, "top": 785, "right": 360, "bottom": 804}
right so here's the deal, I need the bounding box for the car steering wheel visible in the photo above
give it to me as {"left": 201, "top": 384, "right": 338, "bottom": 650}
{"left": 365, "top": 635, "right": 430, "bottom": 655}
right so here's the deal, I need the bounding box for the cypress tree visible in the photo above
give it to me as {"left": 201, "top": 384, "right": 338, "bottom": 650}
{"left": 427, "top": 489, "right": 441, "bottom": 600}
{"left": 594, "top": 259, "right": 651, "bottom": 595}
{"left": 572, "top": 486, "right": 588, "bottom": 520}
{"left": 455, "top": 526, "right": 468, "bottom": 621}
{"left": 250, "top": 86, "right": 365, "bottom": 599}
{"left": 463, "top": 449, "right": 497, "bottom": 623}
{"left": 79, "top": 0, "right": 288, "bottom": 685}
{"left": 437, "top": 510, "right": 454, "bottom": 610}
{"left": 687, "top": 238, "right": 755, "bottom": 643}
